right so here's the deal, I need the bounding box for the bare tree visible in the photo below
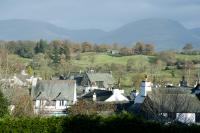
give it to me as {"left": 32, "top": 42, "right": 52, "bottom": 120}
{"left": 12, "top": 95, "right": 34, "bottom": 117}
{"left": 68, "top": 100, "right": 116, "bottom": 115}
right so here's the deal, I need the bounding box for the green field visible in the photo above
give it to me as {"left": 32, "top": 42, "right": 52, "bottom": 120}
{"left": 72, "top": 52, "right": 152, "bottom": 67}
{"left": 71, "top": 52, "right": 199, "bottom": 94}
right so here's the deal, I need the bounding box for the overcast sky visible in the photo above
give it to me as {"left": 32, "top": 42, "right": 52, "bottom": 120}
{"left": 0, "top": 0, "right": 200, "bottom": 31}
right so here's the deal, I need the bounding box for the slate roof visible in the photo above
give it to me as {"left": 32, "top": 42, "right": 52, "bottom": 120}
{"left": 81, "top": 89, "right": 112, "bottom": 101}
{"left": 142, "top": 88, "right": 200, "bottom": 113}
{"left": 192, "top": 83, "right": 200, "bottom": 93}
{"left": 86, "top": 73, "right": 115, "bottom": 88}
{"left": 32, "top": 80, "right": 76, "bottom": 102}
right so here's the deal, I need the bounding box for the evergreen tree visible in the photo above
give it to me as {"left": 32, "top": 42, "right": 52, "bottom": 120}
{"left": 52, "top": 47, "right": 61, "bottom": 64}
{"left": 35, "top": 39, "right": 48, "bottom": 54}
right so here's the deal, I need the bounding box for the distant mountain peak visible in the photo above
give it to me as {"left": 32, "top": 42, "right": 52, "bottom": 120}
{"left": 0, "top": 18, "right": 199, "bottom": 50}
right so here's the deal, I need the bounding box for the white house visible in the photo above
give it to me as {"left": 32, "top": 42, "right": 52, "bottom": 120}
{"left": 32, "top": 80, "right": 77, "bottom": 116}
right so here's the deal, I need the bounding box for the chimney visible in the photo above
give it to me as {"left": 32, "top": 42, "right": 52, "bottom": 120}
{"left": 140, "top": 75, "right": 152, "bottom": 96}
{"left": 93, "top": 92, "right": 96, "bottom": 101}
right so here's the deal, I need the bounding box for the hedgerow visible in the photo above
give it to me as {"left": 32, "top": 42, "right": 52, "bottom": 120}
{"left": 0, "top": 114, "right": 200, "bottom": 133}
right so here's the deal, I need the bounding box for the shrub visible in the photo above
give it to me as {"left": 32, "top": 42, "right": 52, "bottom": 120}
{"left": 0, "top": 89, "right": 9, "bottom": 117}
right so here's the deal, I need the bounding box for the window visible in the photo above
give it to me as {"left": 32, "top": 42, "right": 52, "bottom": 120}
{"left": 40, "top": 100, "right": 46, "bottom": 107}
{"left": 195, "top": 113, "right": 200, "bottom": 123}
{"left": 96, "top": 81, "right": 104, "bottom": 88}
{"left": 59, "top": 100, "right": 66, "bottom": 106}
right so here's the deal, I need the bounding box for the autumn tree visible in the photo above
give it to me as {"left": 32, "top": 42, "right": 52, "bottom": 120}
{"left": 7, "top": 40, "right": 36, "bottom": 58}
{"left": 132, "top": 73, "right": 146, "bottom": 90}
{"left": 120, "top": 47, "right": 133, "bottom": 56}
{"left": 158, "top": 51, "right": 177, "bottom": 66}
{"left": 81, "top": 42, "right": 93, "bottom": 52}
{"left": 68, "top": 100, "right": 116, "bottom": 115}
{"left": 134, "top": 42, "right": 145, "bottom": 54}
{"left": 70, "top": 43, "right": 81, "bottom": 53}
{"left": 144, "top": 44, "right": 155, "bottom": 55}
{"left": 93, "top": 44, "right": 110, "bottom": 53}
{"left": 184, "top": 61, "right": 195, "bottom": 85}
{"left": 13, "top": 95, "right": 34, "bottom": 117}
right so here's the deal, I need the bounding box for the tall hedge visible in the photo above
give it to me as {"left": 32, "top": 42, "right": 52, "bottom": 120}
{"left": 0, "top": 114, "right": 200, "bottom": 133}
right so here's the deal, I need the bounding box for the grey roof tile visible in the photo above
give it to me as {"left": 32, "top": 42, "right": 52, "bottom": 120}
{"left": 32, "top": 80, "right": 76, "bottom": 102}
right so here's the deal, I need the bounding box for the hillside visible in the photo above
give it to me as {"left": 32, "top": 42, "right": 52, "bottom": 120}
{"left": 0, "top": 18, "right": 200, "bottom": 50}
{"left": 0, "top": 19, "right": 70, "bottom": 40}
{"left": 99, "top": 18, "right": 200, "bottom": 50}
{"left": 191, "top": 28, "right": 200, "bottom": 37}
{"left": 71, "top": 52, "right": 200, "bottom": 89}
{"left": 0, "top": 19, "right": 106, "bottom": 41}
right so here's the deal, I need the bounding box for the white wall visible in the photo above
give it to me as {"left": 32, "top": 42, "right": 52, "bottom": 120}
{"left": 35, "top": 100, "right": 40, "bottom": 108}
{"left": 56, "top": 100, "right": 67, "bottom": 109}
{"left": 73, "top": 83, "right": 77, "bottom": 104}
{"left": 140, "top": 81, "right": 152, "bottom": 96}
{"left": 176, "top": 113, "right": 195, "bottom": 123}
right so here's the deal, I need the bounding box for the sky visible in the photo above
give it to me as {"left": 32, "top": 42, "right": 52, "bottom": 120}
{"left": 0, "top": 0, "right": 200, "bottom": 31}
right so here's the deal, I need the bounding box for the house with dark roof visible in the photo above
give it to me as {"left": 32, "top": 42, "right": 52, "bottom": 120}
{"left": 59, "top": 71, "right": 84, "bottom": 86}
{"left": 81, "top": 89, "right": 129, "bottom": 103}
{"left": 81, "top": 72, "right": 115, "bottom": 92}
{"left": 31, "top": 80, "right": 77, "bottom": 116}
{"left": 79, "top": 89, "right": 130, "bottom": 114}
{"left": 141, "top": 88, "right": 200, "bottom": 123}
{"left": 131, "top": 76, "right": 200, "bottom": 123}
{"left": 81, "top": 89, "right": 112, "bottom": 102}
{"left": 192, "top": 83, "right": 200, "bottom": 94}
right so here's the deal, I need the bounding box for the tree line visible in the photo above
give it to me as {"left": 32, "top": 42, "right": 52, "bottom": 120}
{"left": 0, "top": 40, "right": 156, "bottom": 58}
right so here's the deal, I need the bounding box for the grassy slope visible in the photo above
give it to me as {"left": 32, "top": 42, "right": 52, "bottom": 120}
{"left": 72, "top": 52, "right": 152, "bottom": 66}
{"left": 8, "top": 54, "right": 32, "bottom": 65}
{"left": 71, "top": 52, "right": 199, "bottom": 94}
{"left": 176, "top": 54, "right": 200, "bottom": 61}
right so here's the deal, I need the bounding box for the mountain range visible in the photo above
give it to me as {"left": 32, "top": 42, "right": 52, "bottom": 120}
{"left": 0, "top": 18, "right": 200, "bottom": 50}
